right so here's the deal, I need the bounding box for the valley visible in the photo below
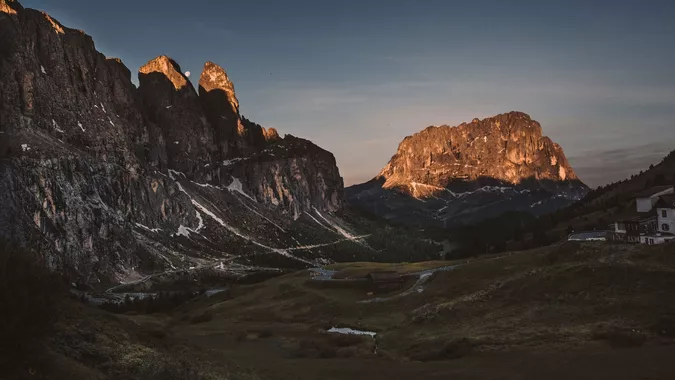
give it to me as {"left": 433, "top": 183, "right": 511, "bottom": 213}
{"left": 20, "top": 242, "right": 675, "bottom": 379}
{"left": 2, "top": 1, "right": 675, "bottom": 379}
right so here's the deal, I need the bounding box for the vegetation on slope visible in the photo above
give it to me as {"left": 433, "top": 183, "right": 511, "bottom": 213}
{"left": 446, "top": 150, "right": 675, "bottom": 256}
{"left": 0, "top": 239, "right": 258, "bottom": 380}
{"left": 164, "top": 241, "right": 675, "bottom": 379}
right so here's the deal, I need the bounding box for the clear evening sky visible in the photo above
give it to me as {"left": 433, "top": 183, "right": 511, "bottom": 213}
{"left": 22, "top": 0, "right": 675, "bottom": 188}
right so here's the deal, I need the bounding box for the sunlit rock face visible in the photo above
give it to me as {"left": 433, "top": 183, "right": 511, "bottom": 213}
{"left": 347, "top": 112, "right": 588, "bottom": 227}
{"left": 0, "top": 0, "right": 346, "bottom": 285}
{"left": 138, "top": 56, "right": 218, "bottom": 179}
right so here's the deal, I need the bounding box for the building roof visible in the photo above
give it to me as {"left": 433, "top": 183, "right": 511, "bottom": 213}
{"left": 635, "top": 185, "right": 674, "bottom": 199}
{"left": 615, "top": 208, "right": 657, "bottom": 222}
{"left": 568, "top": 231, "right": 608, "bottom": 241}
{"left": 655, "top": 194, "right": 675, "bottom": 209}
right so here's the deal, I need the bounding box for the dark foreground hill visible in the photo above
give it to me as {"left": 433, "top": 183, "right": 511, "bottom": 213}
{"left": 10, "top": 241, "right": 675, "bottom": 379}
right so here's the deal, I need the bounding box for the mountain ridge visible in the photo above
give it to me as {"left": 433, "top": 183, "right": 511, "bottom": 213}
{"left": 0, "top": 0, "right": 402, "bottom": 286}
{"left": 347, "top": 112, "right": 588, "bottom": 227}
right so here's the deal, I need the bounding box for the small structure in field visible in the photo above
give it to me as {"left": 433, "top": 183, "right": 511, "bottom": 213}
{"left": 568, "top": 231, "right": 608, "bottom": 242}
{"left": 366, "top": 271, "right": 405, "bottom": 291}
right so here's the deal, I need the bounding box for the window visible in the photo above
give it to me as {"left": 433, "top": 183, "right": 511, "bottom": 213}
{"left": 650, "top": 239, "right": 655, "bottom": 245}
{"left": 664, "top": 224, "right": 671, "bottom": 232}
{"left": 663, "top": 210, "right": 668, "bottom": 218}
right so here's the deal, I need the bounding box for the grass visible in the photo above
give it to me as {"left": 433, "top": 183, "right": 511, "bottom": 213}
{"left": 179, "top": 242, "right": 675, "bottom": 359}
{"left": 13, "top": 241, "right": 675, "bottom": 379}
{"left": 327, "top": 260, "right": 457, "bottom": 279}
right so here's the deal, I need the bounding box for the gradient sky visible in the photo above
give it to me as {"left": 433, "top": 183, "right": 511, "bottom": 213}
{"left": 21, "top": 0, "right": 675, "bottom": 187}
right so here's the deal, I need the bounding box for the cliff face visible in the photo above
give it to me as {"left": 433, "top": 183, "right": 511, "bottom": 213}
{"left": 0, "top": 0, "right": 349, "bottom": 285}
{"left": 347, "top": 112, "right": 588, "bottom": 227}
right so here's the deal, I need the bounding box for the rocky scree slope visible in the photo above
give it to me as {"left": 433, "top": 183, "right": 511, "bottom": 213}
{"left": 0, "top": 0, "right": 362, "bottom": 286}
{"left": 347, "top": 112, "right": 588, "bottom": 227}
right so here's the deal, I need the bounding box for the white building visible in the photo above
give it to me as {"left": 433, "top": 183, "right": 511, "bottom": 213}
{"left": 656, "top": 194, "right": 675, "bottom": 235}
{"left": 611, "top": 186, "right": 675, "bottom": 245}
{"left": 635, "top": 185, "right": 674, "bottom": 212}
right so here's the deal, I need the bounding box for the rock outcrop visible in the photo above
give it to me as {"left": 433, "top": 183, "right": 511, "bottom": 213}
{"left": 347, "top": 112, "right": 588, "bottom": 227}
{"left": 0, "top": 0, "right": 351, "bottom": 285}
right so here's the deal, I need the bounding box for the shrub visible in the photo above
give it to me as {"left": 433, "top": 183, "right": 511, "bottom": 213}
{"left": 592, "top": 328, "right": 647, "bottom": 348}
{"left": 545, "top": 241, "right": 581, "bottom": 264}
{"left": 294, "top": 339, "right": 338, "bottom": 358}
{"left": 409, "top": 338, "right": 474, "bottom": 361}
{"left": 328, "top": 333, "right": 366, "bottom": 347}
{"left": 190, "top": 312, "right": 213, "bottom": 324}
{"left": 0, "top": 239, "right": 64, "bottom": 374}
{"left": 136, "top": 352, "right": 204, "bottom": 380}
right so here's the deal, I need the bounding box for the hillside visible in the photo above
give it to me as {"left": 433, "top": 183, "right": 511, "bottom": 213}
{"left": 9, "top": 240, "right": 675, "bottom": 379}
{"left": 0, "top": 0, "right": 441, "bottom": 288}
{"left": 347, "top": 112, "right": 588, "bottom": 227}
{"left": 544, "top": 149, "right": 675, "bottom": 237}
{"left": 38, "top": 242, "right": 675, "bottom": 379}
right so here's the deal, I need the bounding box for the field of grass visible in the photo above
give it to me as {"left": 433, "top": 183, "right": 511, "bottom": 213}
{"left": 156, "top": 242, "right": 675, "bottom": 379}
{"left": 326, "top": 260, "right": 455, "bottom": 279}
{"left": 18, "top": 241, "right": 675, "bottom": 379}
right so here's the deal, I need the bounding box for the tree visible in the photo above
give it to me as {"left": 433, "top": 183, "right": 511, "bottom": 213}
{"left": 653, "top": 174, "right": 668, "bottom": 186}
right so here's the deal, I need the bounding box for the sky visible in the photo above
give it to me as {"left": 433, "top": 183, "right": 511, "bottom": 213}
{"left": 21, "top": 0, "right": 675, "bottom": 188}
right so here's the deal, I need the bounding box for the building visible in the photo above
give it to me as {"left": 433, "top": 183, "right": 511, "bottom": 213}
{"left": 656, "top": 194, "right": 675, "bottom": 234}
{"left": 635, "top": 185, "right": 674, "bottom": 212}
{"left": 609, "top": 211, "right": 656, "bottom": 244}
{"left": 611, "top": 186, "right": 675, "bottom": 245}
{"left": 366, "top": 271, "right": 405, "bottom": 290}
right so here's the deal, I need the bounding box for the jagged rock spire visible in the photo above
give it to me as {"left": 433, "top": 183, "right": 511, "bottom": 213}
{"left": 139, "top": 55, "right": 189, "bottom": 90}
{"left": 138, "top": 55, "right": 216, "bottom": 175}
{"left": 378, "top": 111, "right": 583, "bottom": 196}
{"left": 199, "top": 61, "right": 239, "bottom": 116}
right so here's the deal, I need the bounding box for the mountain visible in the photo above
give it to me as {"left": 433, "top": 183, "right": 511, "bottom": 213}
{"left": 0, "top": 0, "right": 436, "bottom": 287}
{"left": 346, "top": 112, "right": 588, "bottom": 227}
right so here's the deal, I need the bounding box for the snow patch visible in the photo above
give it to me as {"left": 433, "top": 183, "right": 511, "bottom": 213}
{"left": 327, "top": 327, "right": 376, "bottom": 338}
{"left": 175, "top": 225, "right": 191, "bottom": 238}
{"left": 167, "top": 169, "right": 185, "bottom": 180}
{"left": 40, "top": 65, "right": 46, "bottom": 74}
{"left": 222, "top": 157, "right": 247, "bottom": 166}
{"left": 100, "top": 103, "right": 106, "bottom": 113}
{"left": 135, "top": 223, "right": 162, "bottom": 233}
{"left": 174, "top": 178, "right": 316, "bottom": 265}
{"left": 191, "top": 181, "right": 221, "bottom": 190}
{"left": 78, "top": 122, "right": 85, "bottom": 132}
{"left": 313, "top": 208, "right": 361, "bottom": 242}
{"left": 227, "top": 177, "right": 255, "bottom": 201}
{"left": 166, "top": 105, "right": 173, "bottom": 109}
{"left": 21, "top": 144, "right": 30, "bottom": 152}
{"left": 194, "top": 210, "right": 204, "bottom": 232}
{"left": 52, "top": 119, "right": 65, "bottom": 133}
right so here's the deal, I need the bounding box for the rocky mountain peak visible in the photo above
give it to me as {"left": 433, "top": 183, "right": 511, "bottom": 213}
{"left": 199, "top": 61, "right": 239, "bottom": 115}
{"left": 378, "top": 111, "right": 580, "bottom": 197}
{"left": 139, "top": 55, "right": 189, "bottom": 90}
{"left": 1, "top": 1, "right": 348, "bottom": 283}
{"left": 347, "top": 111, "right": 587, "bottom": 227}
{"left": 0, "top": 0, "right": 19, "bottom": 14}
